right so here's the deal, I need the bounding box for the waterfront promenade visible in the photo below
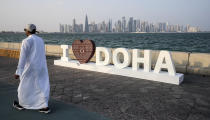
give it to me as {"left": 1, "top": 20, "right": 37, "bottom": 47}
{"left": 0, "top": 56, "right": 210, "bottom": 120}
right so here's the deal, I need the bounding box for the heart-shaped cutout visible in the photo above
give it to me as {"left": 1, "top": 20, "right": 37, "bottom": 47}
{"left": 72, "top": 40, "right": 96, "bottom": 64}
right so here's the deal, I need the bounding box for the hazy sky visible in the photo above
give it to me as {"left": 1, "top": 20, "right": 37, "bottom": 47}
{"left": 0, "top": 0, "right": 210, "bottom": 32}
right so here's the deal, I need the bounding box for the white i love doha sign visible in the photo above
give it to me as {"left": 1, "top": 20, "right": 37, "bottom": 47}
{"left": 54, "top": 45, "right": 184, "bottom": 85}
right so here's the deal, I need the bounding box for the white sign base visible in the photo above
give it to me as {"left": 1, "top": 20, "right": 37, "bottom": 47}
{"left": 54, "top": 60, "right": 184, "bottom": 85}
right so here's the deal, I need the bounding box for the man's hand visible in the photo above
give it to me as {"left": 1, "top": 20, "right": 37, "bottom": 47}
{"left": 14, "top": 74, "right": 19, "bottom": 79}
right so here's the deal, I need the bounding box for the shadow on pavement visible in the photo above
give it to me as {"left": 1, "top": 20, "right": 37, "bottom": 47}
{"left": 0, "top": 82, "right": 109, "bottom": 120}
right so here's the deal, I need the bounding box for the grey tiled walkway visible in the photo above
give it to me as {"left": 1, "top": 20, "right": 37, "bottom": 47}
{"left": 0, "top": 56, "right": 210, "bottom": 120}
{"left": 0, "top": 82, "right": 108, "bottom": 120}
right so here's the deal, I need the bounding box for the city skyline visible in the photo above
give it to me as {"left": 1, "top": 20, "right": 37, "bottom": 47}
{"left": 0, "top": 0, "right": 210, "bottom": 32}
{"left": 59, "top": 15, "right": 200, "bottom": 33}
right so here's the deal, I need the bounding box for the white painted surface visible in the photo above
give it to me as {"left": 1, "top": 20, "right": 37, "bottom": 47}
{"left": 154, "top": 51, "right": 176, "bottom": 76}
{"left": 54, "top": 60, "right": 184, "bottom": 85}
{"left": 61, "top": 45, "right": 70, "bottom": 62}
{"left": 96, "top": 47, "right": 112, "bottom": 66}
{"left": 132, "top": 49, "right": 151, "bottom": 72}
{"left": 113, "top": 48, "right": 131, "bottom": 69}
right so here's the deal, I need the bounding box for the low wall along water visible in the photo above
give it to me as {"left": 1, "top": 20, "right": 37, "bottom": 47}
{"left": 0, "top": 42, "right": 210, "bottom": 75}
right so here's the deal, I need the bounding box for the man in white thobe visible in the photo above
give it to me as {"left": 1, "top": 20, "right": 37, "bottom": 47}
{"left": 13, "top": 24, "right": 50, "bottom": 113}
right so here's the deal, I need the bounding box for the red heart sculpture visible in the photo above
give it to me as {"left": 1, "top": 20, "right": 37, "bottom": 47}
{"left": 72, "top": 40, "right": 96, "bottom": 64}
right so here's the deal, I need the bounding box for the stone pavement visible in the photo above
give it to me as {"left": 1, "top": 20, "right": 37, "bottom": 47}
{"left": 0, "top": 56, "right": 108, "bottom": 120}
{"left": 0, "top": 56, "right": 210, "bottom": 120}
{"left": 0, "top": 82, "right": 108, "bottom": 120}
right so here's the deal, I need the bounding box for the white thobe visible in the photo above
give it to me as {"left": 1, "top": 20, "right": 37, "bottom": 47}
{"left": 15, "top": 34, "right": 50, "bottom": 109}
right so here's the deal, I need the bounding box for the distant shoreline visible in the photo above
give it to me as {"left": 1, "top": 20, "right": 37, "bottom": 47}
{"left": 0, "top": 31, "right": 210, "bottom": 34}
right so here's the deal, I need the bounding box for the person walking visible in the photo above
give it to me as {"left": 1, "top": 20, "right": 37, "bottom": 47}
{"left": 13, "top": 24, "right": 50, "bottom": 113}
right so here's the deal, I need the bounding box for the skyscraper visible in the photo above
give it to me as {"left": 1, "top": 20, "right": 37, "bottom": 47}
{"left": 101, "top": 21, "right": 106, "bottom": 32}
{"left": 128, "top": 17, "right": 133, "bottom": 32}
{"left": 115, "top": 20, "right": 122, "bottom": 32}
{"left": 85, "top": 15, "right": 89, "bottom": 32}
{"left": 133, "top": 20, "right": 137, "bottom": 32}
{"left": 59, "top": 24, "right": 64, "bottom": 33}
{"left": 72, "top": 18, "right": 76, "bottom": 32}
{"left": 122, "top": 17, "right": 126, "bottom": 32}
{"left": 108, "top": 19, "right": 112, "bottom": 32}
{"left": 64, "top": 24, "right": 68, "bottom": 33}
{"left": 136, "top": 20, "right": 141, "bottom": 32}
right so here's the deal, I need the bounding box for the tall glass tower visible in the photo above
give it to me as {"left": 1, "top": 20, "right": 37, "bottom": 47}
{"left": 122, "top": 17, "right": 126, "bottom": 32}
{"left": 85, "top": 15, "right": 89, "bottom": 32}
{"left": 128, "top": 17, "right": 133, "bottom": 32}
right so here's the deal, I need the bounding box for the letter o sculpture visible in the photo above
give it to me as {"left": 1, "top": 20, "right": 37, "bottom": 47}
{"left": 113, "top": 48, "right": 131, "bottom": 69}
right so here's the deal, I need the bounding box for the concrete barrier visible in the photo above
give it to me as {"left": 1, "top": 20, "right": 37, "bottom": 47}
{"left": 188, "top": 53, "right": 210, "bottom": 75}
{"left": 46, "top": 44, "right": 63, "bottom": 56}
{"left": 171, "top": 51, "right": 189, "bottom": 73}
{"left": 0, "top": 42, "right": 9, "bottom": 49}
{"left": 8, "top": 42, "right": 21, "bottom": 50}
{"left": 0, "top": 42, "right": 209, "bottom": 75}
{"left": 0, "top": 49, "right": 20, "bottom": 59}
